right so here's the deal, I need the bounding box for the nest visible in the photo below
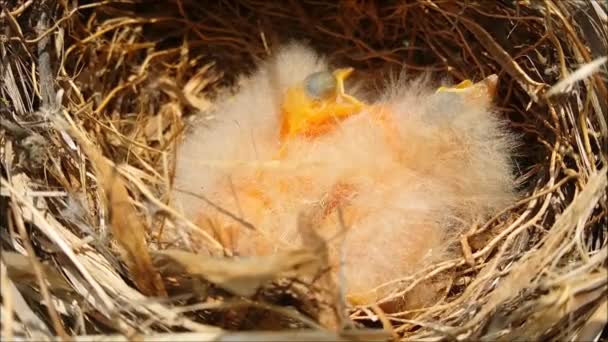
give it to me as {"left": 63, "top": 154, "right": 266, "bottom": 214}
{"left": 1, "top": 0, "right": 606, "bottom": 340}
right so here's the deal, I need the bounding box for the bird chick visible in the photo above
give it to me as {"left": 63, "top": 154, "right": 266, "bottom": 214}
{"left": 173, "top": 43, "right": 516, "bottom": 311}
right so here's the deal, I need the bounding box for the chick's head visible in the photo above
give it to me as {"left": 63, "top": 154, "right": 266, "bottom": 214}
{"left": 173, "top": 43, "right": 334, "bottom": 217}
{"left": 278, "top": 67, "right": 366, "bottom": 158}
{"left": 381, "top": 74, "right": 516, "bottom": 217}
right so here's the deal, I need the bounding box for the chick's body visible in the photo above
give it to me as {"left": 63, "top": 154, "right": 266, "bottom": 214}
{"left": 174, "top": 44, "right": 516, "bottom": 308}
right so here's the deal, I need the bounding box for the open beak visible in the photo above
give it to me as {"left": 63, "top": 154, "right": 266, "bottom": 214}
{"left": 333, "top": 68, "right": 354, "bottom": 79}
{"left": 332, "top": 67, "right": 365, "bottom": 108}
{"left": 436, "top": 79, "right": 474, "bottom": 93}
{"left": 436, "top": 74, "right": 498, "bottom": 101}
{"left": 333, "top": 67, "right": 354, "bottom": 95}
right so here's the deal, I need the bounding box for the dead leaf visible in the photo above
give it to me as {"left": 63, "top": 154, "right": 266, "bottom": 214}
{"left": 2, "top": 251, "right": 75, "bottom": 297}
{"left": 58, "top": 118, "right": 167, "bottom": 297}
{"left": 153, "top": 249, "right": 320, "bottom": 297}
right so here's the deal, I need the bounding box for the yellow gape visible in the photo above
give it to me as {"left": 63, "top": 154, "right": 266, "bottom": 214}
{"left": 436, "top": 75, "right": 497, "bottom": 101}
{"left": 277, "top": 68, "right": 366, "bottom": 158}
{"left": 436, "top": 79, "right": 474, "bottom": 93}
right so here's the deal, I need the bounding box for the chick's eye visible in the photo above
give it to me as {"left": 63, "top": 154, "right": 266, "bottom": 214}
{"left": 304, "top": 71, "right": 337, "bottom": 99}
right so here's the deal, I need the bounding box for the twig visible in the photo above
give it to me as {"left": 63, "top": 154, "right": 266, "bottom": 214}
{"left": 35, "top": 1, "right": 56, "bottom": 112}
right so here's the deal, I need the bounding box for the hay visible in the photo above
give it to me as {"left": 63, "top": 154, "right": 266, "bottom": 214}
{"left": 1, "top": 0, "right": 606, "bottom": 340}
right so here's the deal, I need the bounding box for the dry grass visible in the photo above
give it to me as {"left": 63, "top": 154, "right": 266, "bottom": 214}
{"left": 1, "top": 0, "right": 606, "bottom": 340}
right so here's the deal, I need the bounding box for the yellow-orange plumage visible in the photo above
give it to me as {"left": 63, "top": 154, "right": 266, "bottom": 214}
{"left": 173, "top": 43, "right": 516, "bottom": 309}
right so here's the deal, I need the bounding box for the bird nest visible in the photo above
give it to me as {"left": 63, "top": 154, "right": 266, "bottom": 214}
{"left": 1, "top": 1, "right": 607, "bottom": 341}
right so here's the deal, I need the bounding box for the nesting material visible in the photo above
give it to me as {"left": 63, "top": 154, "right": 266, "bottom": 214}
{"left": 173, "top": 43, "right": 517, "bottom": 307}
{"left": 2, "top": 0, "right": 607, "bottom": 339}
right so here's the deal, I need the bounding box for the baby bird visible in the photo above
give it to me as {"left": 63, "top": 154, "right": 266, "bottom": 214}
{"left": 173, "top": 43, "right": 516, "bottom": 309}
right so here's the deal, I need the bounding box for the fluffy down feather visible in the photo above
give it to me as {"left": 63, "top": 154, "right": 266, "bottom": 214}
{"left": 173, "top": 43, "right": 517, "bottom": 308}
